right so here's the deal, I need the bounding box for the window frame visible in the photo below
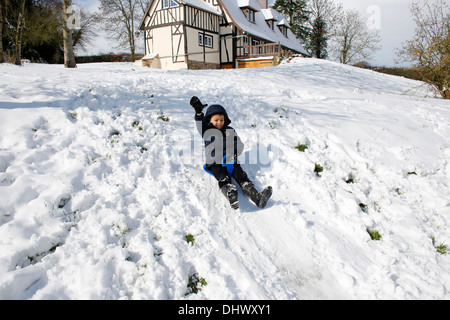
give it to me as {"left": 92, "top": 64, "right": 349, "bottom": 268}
{"left": 246, "top": 9, "right": 255, "bottom": 23}
{"left": 243, "top": 36, "right": 249, "bottom": 55}
{"left": 163, "top": 0, "right": 178, "bottom": 9}
{"left": 199, "top": 32, "right": 213, "bottom": 49}
{"left": 252, "top": 39, "right": 261, "bottom": 55}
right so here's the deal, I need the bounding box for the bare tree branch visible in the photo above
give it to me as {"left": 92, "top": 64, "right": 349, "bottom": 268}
{"left": 96, "top": 0, "right": 145, "bottom": 60}
{"left": 398, "top": 0, "right": 449, "bottom": 98}
{"left": 328, "top": 8, "right": 381, "bottom": 65}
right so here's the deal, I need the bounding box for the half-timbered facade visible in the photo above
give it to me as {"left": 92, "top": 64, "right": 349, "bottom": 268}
{"left": 138, "top": 0, "right": 309, "bottom": 70}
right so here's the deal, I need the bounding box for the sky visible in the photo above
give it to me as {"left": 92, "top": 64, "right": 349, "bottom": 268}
{"left": 76, "top": 0, "right": 418, "bottom": 67}
{"left": 332, "top": 0, "right": 417, "bottom": 67}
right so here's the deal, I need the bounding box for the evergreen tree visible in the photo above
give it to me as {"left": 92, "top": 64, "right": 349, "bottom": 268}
{"left": 308, "top": 15, "right": 328, "bottom": 59}
{"left": 272, "top": 0, "right": 311, "bottom": 42}
{"left": 306, "top": 0, "right": 343, "bottom": 60}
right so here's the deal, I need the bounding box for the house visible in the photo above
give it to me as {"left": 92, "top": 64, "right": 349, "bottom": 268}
{"left": 137, "top": 0, "right": 310, "bottom": 70}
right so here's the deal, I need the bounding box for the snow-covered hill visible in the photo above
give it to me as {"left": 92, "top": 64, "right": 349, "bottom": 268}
{"left": 0, "top": 59, "right": 449, "bottom": 300}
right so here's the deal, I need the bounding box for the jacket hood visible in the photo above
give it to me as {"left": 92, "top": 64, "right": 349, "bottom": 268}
{"left": 205, "top": 104, "right": 231, "bottom": 126}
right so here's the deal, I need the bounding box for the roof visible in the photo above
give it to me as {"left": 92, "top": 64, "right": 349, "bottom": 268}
{"left": 141, "top": 53, "right": 159, "bottom": 60}
{"left": 219, "top": 0, "right": 309, "bottom": 55}
{"left": 261, "top": 8, "right": 277, "bottom": 21}
{"left": 179, "top": 0, "right": 221, "bottom": 15}
{"left": 237, "top": 0, "right": 260, "bottom": 11}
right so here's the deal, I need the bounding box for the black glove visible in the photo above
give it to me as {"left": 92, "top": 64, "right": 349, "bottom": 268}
{"left": 190, "top": 96, "right": 208, "bottom": 114}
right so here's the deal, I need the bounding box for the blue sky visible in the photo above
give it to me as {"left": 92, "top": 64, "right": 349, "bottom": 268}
{"left": 76, "top": 0, "right": 417, "bottom": 67}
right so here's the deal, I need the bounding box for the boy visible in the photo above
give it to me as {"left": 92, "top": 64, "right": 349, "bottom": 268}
{"left": 190, "top": 96, "right": 272, "bottom": 210}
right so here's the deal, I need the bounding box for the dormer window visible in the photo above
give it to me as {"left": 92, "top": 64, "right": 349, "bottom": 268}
{"left": 261, "top": 8, "right": 277, "bottom": 31}
{"left": 278, "top": 18, "right": 290, "bottom": 38}
{"left": 239, "top": 2, "right": 259, "bottom": 23}
{"left": 246, "top": 9, "right": 255, "bottom": 23}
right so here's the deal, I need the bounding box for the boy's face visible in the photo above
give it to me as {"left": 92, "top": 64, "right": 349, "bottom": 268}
{"left": 210, "top": 114, "right": 225, "bottom": 130}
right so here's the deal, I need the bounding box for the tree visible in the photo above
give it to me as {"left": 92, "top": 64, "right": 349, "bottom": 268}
{"left": 97, "top": 0, "right": 146, "bottom": 61}
{"left": 0, "top": 0, "right": 4, "bottom": 63}
{"left": 308, "top": 15, "right": 328, "bottom": 59}
{"left": 3, "top": 0, "right": 60, "bottom": 64}
{"left": 306, "top": 0, "right": 343, "bottom": 59}
{"left": 72, "top": 9, "right": 97, "bottom": 53}
{"left": 13, "top": 0, "right": 26, "bottom": 65}
{"left": 1, "top": 0, "right": 93, "bottom": 64}
{"left": 329, "top": 9, "right": 381, "bottom": 65}
{"left": 62, "top": 0, "right": 76, "bottom": 68}
{"left": 272, "top": 0, "right": 311, "bottom": 43}
{"left": 398, "top": 0, "right": 449, "bottom": 99}
{"left": 23, "top": 0, "right": 62, "bottom": 63}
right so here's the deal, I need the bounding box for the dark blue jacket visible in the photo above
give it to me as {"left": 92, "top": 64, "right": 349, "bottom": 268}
{"left": 195, "top": 105, "right": 244, "bottom": 168}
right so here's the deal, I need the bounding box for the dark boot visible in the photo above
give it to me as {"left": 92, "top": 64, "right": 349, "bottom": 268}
{"left": 241, "top": 182, "right": 273, "bottom": 209}
{"left": 258, "top": 186, "right": 273, "bottom": 209}
{"left": 221, "top": 183, "right": 239, "bottom": 210}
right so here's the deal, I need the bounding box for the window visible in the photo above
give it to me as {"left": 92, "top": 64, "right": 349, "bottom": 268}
{"left": 281, "top": 27, "right": 288, "bottom": 37}
{"left": 252, "top": 39, "right": 261, "bottom": 55}
{"left": 243, "top": 36, "right": 249, "bottom": 54}
{"left": 204, "top": 35, "right": 213, "bottom": 48}
{"left": 163, "top": 0, "right": 178, "bottom": 9}
{"left": 267, "top": 20, "right": 274, "bottom": 31}
{"left": 246, "top": 9, "right": 255, "bottom": 23}
{"left": 199, "top": 33, "right": 213, "bottom": 48}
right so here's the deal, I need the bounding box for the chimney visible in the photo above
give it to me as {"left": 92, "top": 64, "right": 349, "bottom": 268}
{"left": 258, "top": 0, "right": 268, "bottom": 9}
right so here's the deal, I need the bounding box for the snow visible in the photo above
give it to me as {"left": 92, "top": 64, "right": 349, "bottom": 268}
{"left": 0, "top": 58, "right": 449, "bottom": 300}
{"left": 181, "top": 0, "right": 221, "bottom": 16}
{"left": 141, "top": 53, "right": 160, "bottom": 60}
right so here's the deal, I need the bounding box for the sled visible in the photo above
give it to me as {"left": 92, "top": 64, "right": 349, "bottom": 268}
{"left": 203, "top": 156, "right": 235, "bottom": 176}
